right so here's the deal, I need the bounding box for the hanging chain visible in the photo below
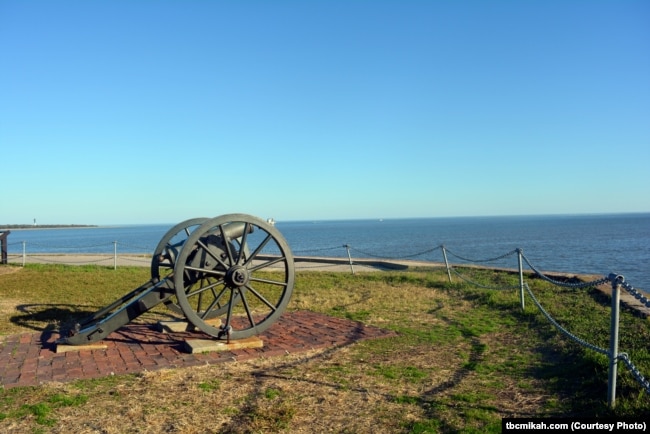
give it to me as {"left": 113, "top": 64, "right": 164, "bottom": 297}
{"left": 450, "top": 268, "right": 520, "bottom": 291}
{"left": 444, "top": 248, "right": 518, "bottom": 263}
{"left": 618, "top": 353, "right": 650, "bottom": 394}
{"left": 350, "top": 245, "right": 442, "bottom": 259}
{"left": 521, "top": 253, "right": 610, "bottom": 288}
{"left": 621, "top": 280, "right": 650, "bottom": 309}
{"left": 523, "top": 282, "right": 610, "bottom": 355}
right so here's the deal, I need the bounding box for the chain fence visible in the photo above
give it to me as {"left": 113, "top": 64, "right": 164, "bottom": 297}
{"left": 2, "top": 239, "right": 649, "bottom": 407}
{"left": 442, "top": 248, "right": 649, "bottom": 408}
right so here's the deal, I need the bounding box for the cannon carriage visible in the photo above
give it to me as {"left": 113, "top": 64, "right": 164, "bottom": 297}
{"left": 60, "top": 214, "right": 294, "bottom": 346}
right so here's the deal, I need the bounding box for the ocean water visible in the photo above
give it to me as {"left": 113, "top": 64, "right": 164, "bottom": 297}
{"left": 4, "top": 213, "right": 649, "bottom": 291}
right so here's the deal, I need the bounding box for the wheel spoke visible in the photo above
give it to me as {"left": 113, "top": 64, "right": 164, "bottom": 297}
{"left": 244, "top": 283, "right": 278, "bottom": 311}
{"left": 223, "top": 287, "right": 237, "bottom": 332}
{"left": 218, "top": 224, "right": 236, "bottom": 264}
{"left": 196, "top": 239, "right": 231, "bottom": 269}
{"left": 237, "top": 222, "right": 251, "bottom": 265}
{"left": 200, "top": 288, "right": 229, "bottom": 320}
{"left": 196, "top": 276, "right": 206, "bottom": 313}
{"left": 167, "top": 240, "right": 184, "bottom": 251}
{"left": 248, "top": 256, "right": 287, "bottom": 273}
{"left": 239, "top": 289, "right": 257, "bottom": 329}
{"left": 183, "top": 264, "right": 226, "bottom": 278}
{"left": 244, "top": 233, "right": 273, "bottom": 264}
{"left": 248, "top": 275, "right": 288, "bottom": 287}
{"left": 185, "top": 278, "right": 226, "bottom": 298}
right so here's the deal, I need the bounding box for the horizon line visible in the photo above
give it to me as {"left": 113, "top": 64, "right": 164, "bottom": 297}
{"left": 3, "top": 210, "right": 649, "bottom": 228}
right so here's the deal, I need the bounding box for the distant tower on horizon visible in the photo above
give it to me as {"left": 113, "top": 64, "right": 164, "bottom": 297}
{"left": 33, "top": 218, "right": 36, "bottom": 226}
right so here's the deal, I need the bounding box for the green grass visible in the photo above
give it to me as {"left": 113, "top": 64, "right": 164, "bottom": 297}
{"left": 0, "top": 263, "right": 649, "bottom": 432}
{"left": 0, "top": 389, "right": 87, "bottom": 427}
{"left": 197, "top": 379, "right": 221, "bottom": 393}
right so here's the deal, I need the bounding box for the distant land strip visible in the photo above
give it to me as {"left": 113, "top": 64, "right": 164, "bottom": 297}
{"left": 0, "top": 224, "right": 97, "bottom": 230}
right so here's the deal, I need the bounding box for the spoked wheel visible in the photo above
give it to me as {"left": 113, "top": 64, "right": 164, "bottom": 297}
{"left": 150, "top": 218, "right": 208, "bottom": 316}
{"left": 173, "top": 214, "right": 295, "bottom": 340}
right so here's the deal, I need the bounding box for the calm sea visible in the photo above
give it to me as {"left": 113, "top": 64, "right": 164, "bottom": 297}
{"left": 4, "top": 213, "right": 649, "bottom": 291}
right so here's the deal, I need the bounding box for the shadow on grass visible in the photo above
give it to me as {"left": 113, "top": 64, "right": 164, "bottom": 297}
{"left": 445, "top": 285, "right": 650, "bottom": 418}
{"left": 218, "top": 318, "right": 397, "bottom": 434}
{"left": 409, "top": 281, "right": 650, "bottom": 429}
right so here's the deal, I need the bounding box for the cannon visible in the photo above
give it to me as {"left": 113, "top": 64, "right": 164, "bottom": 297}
{"left": 59, "top": 214, "right": 295, "bottom": 345}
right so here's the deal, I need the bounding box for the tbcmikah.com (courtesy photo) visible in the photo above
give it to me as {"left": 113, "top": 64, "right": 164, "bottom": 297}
{"left": 502, "top": 418, "right": 647, "bottom": 433}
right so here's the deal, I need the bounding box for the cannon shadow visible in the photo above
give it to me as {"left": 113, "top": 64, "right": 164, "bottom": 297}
{"left": 11, "top": 303, "right": 98, "bottom": 332}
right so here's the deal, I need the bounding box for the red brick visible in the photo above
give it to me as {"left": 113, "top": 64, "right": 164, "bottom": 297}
{"left": 1, "top": 311, "right": 395, "bottom": 389}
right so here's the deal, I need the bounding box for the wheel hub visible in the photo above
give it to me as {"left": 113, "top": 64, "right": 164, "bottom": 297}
{"left": 226, "top": 265, "right": 249, "bottom": 287}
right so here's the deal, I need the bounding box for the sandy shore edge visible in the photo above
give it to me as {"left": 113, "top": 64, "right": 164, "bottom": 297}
{"left": 3, "top": 253, "right": 648, "bottom": 318}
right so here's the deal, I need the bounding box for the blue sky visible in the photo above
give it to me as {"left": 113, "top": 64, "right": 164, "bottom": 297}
{"left": 1, "top": 1, "right": 648, "bottom": 225}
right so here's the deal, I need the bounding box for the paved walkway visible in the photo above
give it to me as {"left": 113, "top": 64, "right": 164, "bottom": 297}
{"left": 0, "top": 311, "right": 397, "bottom": 389}
{"left": 6, "top": 253, "right": 433, "bottom": 274}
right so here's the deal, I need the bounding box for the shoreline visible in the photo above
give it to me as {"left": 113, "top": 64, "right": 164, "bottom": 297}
{"left": 2, "top": 253, "right": 648, "bottom": 319}
{"left": 0, "top": 225, "right": 98, "bottom": 231}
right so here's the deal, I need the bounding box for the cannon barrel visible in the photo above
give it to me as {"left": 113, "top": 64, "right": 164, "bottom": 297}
{"left": 220, "top": 221, "right": 254, "bottom": 239}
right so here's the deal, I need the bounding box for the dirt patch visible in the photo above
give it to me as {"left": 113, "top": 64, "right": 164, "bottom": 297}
{"left": 0, "top": 266, "right": 21, "bottom": 276}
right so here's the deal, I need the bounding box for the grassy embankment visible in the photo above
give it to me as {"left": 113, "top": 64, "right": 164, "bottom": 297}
{"left": 0, "top": 264, "right": 648, "bottom": 433}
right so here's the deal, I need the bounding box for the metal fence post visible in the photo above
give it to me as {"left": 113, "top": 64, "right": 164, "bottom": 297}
{"left": 344, "top": 244, "right": 355, "bottom": 275}
{"left": 607, "top": 273, "right": 623, "bottom": 409}
{"left": 441, "top": 245, "right": 452, "bottom": 283}
{"left": 22, "top": 241, "right": 26, "bottom": 267}
{"left": 113, "top": 241, "right": 118, "bottom": 270}
{"left": 0, "top": 230, "right": 9, "bottom": 265}
{"left": 517, "top": 248, "right": 525, "bottom": 310}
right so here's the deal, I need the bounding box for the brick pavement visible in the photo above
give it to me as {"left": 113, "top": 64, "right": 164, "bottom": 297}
{"left": 0, "top": 311, "right": 397, "bottom": 389}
